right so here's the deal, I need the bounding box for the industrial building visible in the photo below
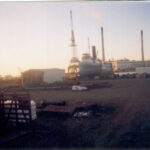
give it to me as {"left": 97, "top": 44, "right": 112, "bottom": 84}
{"left": 117, "top": 60, "right": 144, "bottom": 71}
{"left": 113, "top": 60, "right": 150, "bottom": 72}
{"left": 22, "top": 68, "right": 65, "bottom": 86}
{"left": 136, "top": 67, "right": 150, "bottom": 74}
{"left": 43, "top": 69, "right": 65, "bottom": 83}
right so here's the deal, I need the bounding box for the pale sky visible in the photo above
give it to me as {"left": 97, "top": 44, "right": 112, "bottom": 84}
{"left": 0, "top": 1, "right": 150, "bottom": 76}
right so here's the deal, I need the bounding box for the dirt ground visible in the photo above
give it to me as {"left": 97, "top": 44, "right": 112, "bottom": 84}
{"left": 1, "top": 78, "right": 150, "bottom": 148}
{"left": 30, "top": 78, "right": 150, "bottom": 106}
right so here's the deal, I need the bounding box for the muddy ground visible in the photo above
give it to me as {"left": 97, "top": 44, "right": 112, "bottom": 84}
{"left": 1, "top": 78, "right": 150, "bottom": 148}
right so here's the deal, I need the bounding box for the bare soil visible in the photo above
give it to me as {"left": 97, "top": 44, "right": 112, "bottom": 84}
{"left": 1, "top": 78, "right": 150, "bottom": 148}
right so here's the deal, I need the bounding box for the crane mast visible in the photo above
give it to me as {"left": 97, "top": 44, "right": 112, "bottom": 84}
{"left": 66, "top": 10, "right": 79, "bottom": 80}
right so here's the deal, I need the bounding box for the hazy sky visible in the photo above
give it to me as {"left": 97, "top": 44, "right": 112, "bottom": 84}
{"left": 0, "top": 1, "right": 150, "bottom": 76}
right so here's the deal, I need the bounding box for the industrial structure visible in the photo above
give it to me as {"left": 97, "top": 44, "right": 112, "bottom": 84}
{"left": 110, "top": 59, "right": 150, "bottom": 73}
{"left": 66, "top": 11, "right": 113, "bottom": 80}
{"left": 100, "top": 27, "right": 113, "bottom": 76}
{"left": 111, "top": 30, "right": 150, "bottom": 72}
{"left": 141, "top": 30, "right": 145, "bottom": 63}
{"left": 22, "top": 69, "right": 65, "bottom": 86}
{"left": 101, "top": 63, "right": 113, "bottom": 76}
{"left": 66, "top": 10, "right": 79, "bottom": 80}
{"left": 64, "top": 12, "right": 150, "bottom": 80}
{"left": 115, "top": 60, "right": 145, "bottom": 72}
{"left": 136, "top": 67, "right": 150, "bottom": 75}
{"left": 79, "top": 46, "right": 101, "bottom": 77}
{"left": 101, "top": 27, "right": 105, "bottom": 63}
{"left": 88, "top": 37, "right": 90, "bottom": 54}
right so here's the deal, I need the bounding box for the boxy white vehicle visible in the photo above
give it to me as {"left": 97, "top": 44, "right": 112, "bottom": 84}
{"left": 72, "top": 85, "right": 88, "bottom": 91}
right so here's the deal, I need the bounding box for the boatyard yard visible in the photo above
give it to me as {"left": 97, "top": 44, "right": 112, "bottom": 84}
{"left": 1, "top": 1, "right": 150, "bottom": 149}
{"left": 30, "top": 78, "right": 149, "bottom": 105}
{"left": 1, "top": 77, "right": 150, "bottom": 148}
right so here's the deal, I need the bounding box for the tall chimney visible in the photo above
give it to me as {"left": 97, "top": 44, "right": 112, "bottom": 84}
{"left": 141, "top": 30, "right": 145, "bottom": 62}
{"left": 92, "top": 46, "right": 96, "bottom": 60}
{"left": 101, "top": 27, "right": 105, "bottom": 63}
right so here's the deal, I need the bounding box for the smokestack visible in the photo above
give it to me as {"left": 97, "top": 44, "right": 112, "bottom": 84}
{"left": 101, "top": 27, "right": 105, "bottom": 63}
{"left": 141, "top": 30, "right": 145, "bottom": 62}
{"left": 92, "top": 46, "right": 96, "bottom": 60}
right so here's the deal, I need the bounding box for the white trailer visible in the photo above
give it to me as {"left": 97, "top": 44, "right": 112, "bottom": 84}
{"left": 72, "top": 85, "right": 88, "bottom": 91}
{"left": 136, "top": 67, "right": 150, "bottom": 74}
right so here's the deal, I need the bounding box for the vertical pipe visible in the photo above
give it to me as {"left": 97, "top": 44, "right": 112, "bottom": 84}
{"left": 141, "top": 30, "right": 144, "bottom": 62}
{"left": 101, "top": 27, "right": 105, "bottom": 63}
{"left": 88, "top": 37, "right": 90, "bottom": 55}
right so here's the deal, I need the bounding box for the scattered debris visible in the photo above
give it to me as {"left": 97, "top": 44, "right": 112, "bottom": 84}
{"left": 37, "top": 100, "right": 66, "bottom": 109}
{"left": 73, "top": 104, "right": 116, "bottom": 118}
{"left": 73, "top": 111, "right": 91, "bottom": 117}
{"left": 39, "top": 104, "right": 74, "bottom": 118}
{"left": 39, "top": 103, "right": 116, "bottom": 119}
